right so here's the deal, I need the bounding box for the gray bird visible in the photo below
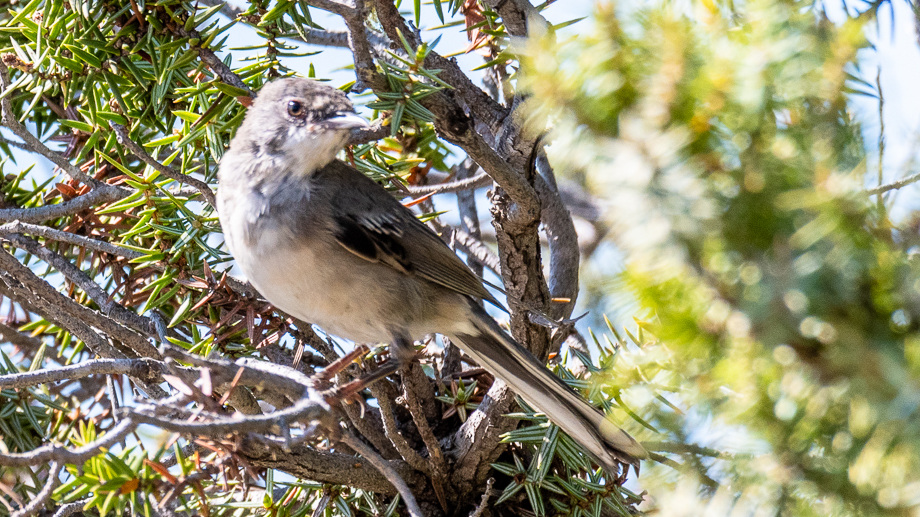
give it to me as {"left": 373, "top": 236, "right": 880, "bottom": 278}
{"left": 217, "top": 77, "right": 647, "bottom": 473}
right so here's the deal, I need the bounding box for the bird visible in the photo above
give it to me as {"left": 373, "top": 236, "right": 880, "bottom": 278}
{"left": 216, "top": 77, "right": 647, "bottom": 474}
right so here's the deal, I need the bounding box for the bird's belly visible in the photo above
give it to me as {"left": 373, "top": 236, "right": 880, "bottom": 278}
{"left": 233, "top": 227, "right": 409, "bottom": 344}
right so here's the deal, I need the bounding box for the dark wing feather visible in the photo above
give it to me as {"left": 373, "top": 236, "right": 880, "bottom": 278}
{"left": 319, "top": 160, "right": 499, "bottom": 306}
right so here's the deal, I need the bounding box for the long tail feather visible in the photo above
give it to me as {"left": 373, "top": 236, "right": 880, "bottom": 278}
{"left": 451, "top": 304, "right": 647, "bottom": 474}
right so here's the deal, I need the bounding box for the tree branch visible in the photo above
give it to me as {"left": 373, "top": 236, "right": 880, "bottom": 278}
{"left": 369, "top": 383, "right": 431, "bottom": 474}
{"left": 0, "top": 66, "right": 96, "bottom": 187}
{"left": 339, "top": 431, "right": 425, "bottom": 517}
{"left": 2, "top": 233, "right": 159, "bottom": 358}
{"left": 866, "top": 169, "right": 920, "bottom": 195}
{"left": 0, "top": 220, "right": 143, "bottom": 260}
{"left": 0, "top": 420, "right": 135, "bottom": 467}
{"left": 535, "top": 159, "right": 579, "bottom": 320}
{"left": 0, "top": 358, "right": 162, "bottom": 389}
{"left": 10, "top": 461, "right": 61, "bottom": 517}
{"left": 109, "top": 122, "right": 217, "bottom": 207}
{"left": 0, "top": 247, "right": 125, "bottom": 358}
{"left": 0, "top": 185, "right": 130, "bottom": 224}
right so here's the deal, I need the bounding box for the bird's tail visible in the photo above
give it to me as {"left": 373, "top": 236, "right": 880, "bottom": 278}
{"left": 451, "top": 304, "right": 647, "bottom": 474}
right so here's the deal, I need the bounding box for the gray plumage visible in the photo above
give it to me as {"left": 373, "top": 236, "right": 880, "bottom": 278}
{"left": 217, "top": 77, "right": 647, "bottom": 473}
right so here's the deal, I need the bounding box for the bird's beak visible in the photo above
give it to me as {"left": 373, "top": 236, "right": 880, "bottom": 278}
{"left": 319, "top": 112, "right": 370, "bottom": 130}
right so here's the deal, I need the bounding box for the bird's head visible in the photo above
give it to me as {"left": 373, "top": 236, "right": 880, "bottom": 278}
{"left": 227, "top": 77, "right": 369, "bottom": 177}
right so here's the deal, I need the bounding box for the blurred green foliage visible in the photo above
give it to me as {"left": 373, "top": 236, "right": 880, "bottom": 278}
{"left": 521, "top": 1, "right": 920, "bottom": 515}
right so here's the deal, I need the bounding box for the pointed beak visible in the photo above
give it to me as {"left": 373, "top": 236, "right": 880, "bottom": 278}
{"left": 319, "top": 112, "right": 370, "bottom": 130}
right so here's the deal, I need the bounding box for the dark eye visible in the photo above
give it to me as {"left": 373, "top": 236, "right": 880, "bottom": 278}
{"left": 287, "top": 100, "right": 304, "bottom": 117}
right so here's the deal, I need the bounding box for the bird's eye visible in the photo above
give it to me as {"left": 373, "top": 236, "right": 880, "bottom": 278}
{"left": 287, "top": 100, "right": 305, "bottom": 117}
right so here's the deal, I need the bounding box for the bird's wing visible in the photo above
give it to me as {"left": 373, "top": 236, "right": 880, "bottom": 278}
{"left": 320, "top": 160, "right": 499, "bottom": 305}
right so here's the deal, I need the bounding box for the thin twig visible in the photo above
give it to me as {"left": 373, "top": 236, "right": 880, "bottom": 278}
{"left": 866, "top": 170, "right": 920, "bottom": 195}
{"left": 0, "top": 66, "right": 97, "bottom": 187}
{"left": 10, "top": 461, "right": 61, "bottom": 517}
{"left": 535, "top": 159, "right": 579, "bottom": 320}
{"left": 456, "top": 159, "right": 484, "bottom": 278}
{"left": 0, "top": 321, "right": 44, "bottom": 351}
{"left": 127, "top": 385, "right": 328, "bottom": 435}
{"left": 0, "top": 220, "right": 144, "bottom": 259}
{"left": 0, "top": 358, "right": 161, "bottom": 389}
{"left": 0, "top": 420, "right": 135, "bottom": 467}
{"left": 469, "top": 477, "right": 494, "bottom": 517}
{"left": 0, "top": 183, "right": 129, "bottom": 224}
{"left": 403, "top": 171, "right": 491, "bottom": 197}
{"left": 0, "top": 247, "right": 125, "bottom": 358}
{"left": 369, "top": 383, "right": 431, "bottom": 474}
{"left": 0, "top": 135, "right": 35, "bottom": 151}
{"left": 51, "top": 500, "right": 90, "bottom": 517}
{"left": 339, "top": 431, "right": 425, "bottom": 517}
{"left": 400, "top": 365, "right": 449, "bottom": 509}
{"left": 109, "top": 122, "right": 217, "bottom": 207}
{"left": 451, "top": 227, "right": 501, "bottom": 276}
{"left": 197, "top": 0, "right": 244, "bottom": 19}
{"left": 875, "top": 67, "right": 884, "bottom": 209}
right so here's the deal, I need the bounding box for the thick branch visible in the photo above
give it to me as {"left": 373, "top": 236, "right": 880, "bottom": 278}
{"left": 0, "top": 247, "right": 125, "bottom": 358}
{"left": 480, "top": 0, "right": 548, "bottom": 37}
{"left": 535, "top": 162, "right": 579, "bottom": 320}
{"left": 3, "top": 233, "right": 159, "bottom": 358}
{"left": 240, "top": 436, "right": 433, "bottom": 498}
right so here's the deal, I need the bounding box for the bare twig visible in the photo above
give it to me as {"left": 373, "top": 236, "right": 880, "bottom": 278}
{"left": 451, "top": 227, "right": 501, "bottom": 277}
{"left": 0, "top": 321, "right": 44, "bottom": 351}
{"left": 109, "top": 122, "right": 217, "bottom": 207}
{"left": 10, "top": 461, "right": 61, "bottom": 517}
{"left": 196, "top": 46, "right": 252, "bottom": 96}
{"left": 0, "top": 420, "right": 135, "bottom": 467}
{"left": 0, "top": 247, "right": 124, "bottom": 358}
{"left": 875, "top": 67, "right": 884, "bottom": 208}
{"left": 338, "top": 399, "right": 400, "bottom": 459}
{"left": 0, "top": 66, "right": 96, "bottom": 187}
{"left": 866, "top": 170, "right": 920, "bottom": 195}
{"left": 469, "top": 477, "right": 494, "bottom": 517}
{"left": 51, "top": 500, "right": 89, "bottom": 517}
{"left": 400, "top": 365, "right": 449, "bottom": 508}
{"left": 347, "top": 121, "right": 389, "bottom": 146}
{"left": 0, "top": 358, "right": 162, "bottom": 389}
{"left": 0, "top": 220, "right": 143, "bottom": 259}
{"left": 535, "top": 158, "right": 579, "bottom": 320}
{"left": 339, "top": 431, "right": 425, "bottom": 517}
{"left": 0, "top": 186, "right": 130, "bottom": 224}
{"left": 197, "top": 0, "right": 244, "bottom": 19}
{"left": 0, "top": 135, "right": 36, "bottom": 151}
{"left": 403, "top": 171, "right": 491, "bottom": 197}
{"left": 455, "top": 159, "right": 484, "bottom": 278}
{"left": 369, "top": 383, "right": 431, "bottom": 474}
{"left": 3, "top": 233, "right": 159, "bottom": 358}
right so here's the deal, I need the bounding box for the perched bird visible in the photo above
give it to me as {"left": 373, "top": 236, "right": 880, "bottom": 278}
{"left": 217, "top": 77, "right": 647, "bottom": 473}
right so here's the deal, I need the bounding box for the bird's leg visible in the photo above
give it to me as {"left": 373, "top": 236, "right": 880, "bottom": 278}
{"left": 390, "top": 333, "right": 419, "bottom": 366}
